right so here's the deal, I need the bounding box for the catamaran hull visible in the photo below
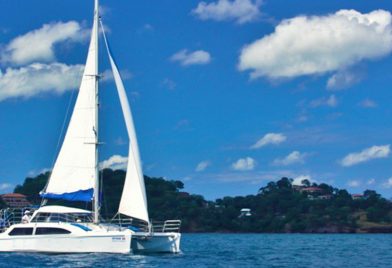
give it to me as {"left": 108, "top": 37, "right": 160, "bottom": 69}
{"left": 0, "top": 234, "right": 132, "bottom": 253}
{"left": 131, "top": 232, "right": 181, "bottom": 253}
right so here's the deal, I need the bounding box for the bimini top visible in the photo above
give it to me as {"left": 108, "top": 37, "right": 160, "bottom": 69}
{"left": 35, "top": 206, "right": 91, "bottom": 214}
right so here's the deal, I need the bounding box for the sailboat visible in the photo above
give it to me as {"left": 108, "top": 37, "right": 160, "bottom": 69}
{"left": 0, "top": 0, "right": 181, "bottom": 253}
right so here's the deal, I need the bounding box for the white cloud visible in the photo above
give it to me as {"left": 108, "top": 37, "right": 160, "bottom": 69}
{"left": 310, "top": 95, "right": 338, "bottom": 108}
{"left": 27, "top": 168, "right": 51, "bottom": 177}
{"left": 192, "top": 0, "right": 262, "bottom": 24}
{"left": 170, "top": 49, "right": 211, "bottom": 66}
{"left": 195, "top": 161, "right": 211, "bottom": 172}
{"left": 99, "top": 5, "right": 111, "bottom": 16}
{"left": 327, "top": 70, "right": 364, "bottom": 90}
{"left": 182, "top": 176, "right": 192, "bottom": 181}
{"left": 0, "top": 63, "right": 84, "bottom": 101}
{"left": 359, "top": 99, "right": 377, "bottom": 108}
{"left": 0, "top": 183, "right": 13, "bottom": 192}
{"left": 367, "top": 178, "right": 376, "bottom": 185}
{"left": 101, "top": 69, "right": 132, "bottom": 83}
{"left": 208, "top": 169, "right": 294, "bottom": 185}
{"left": 100, "top": 155, "right": 128, "bottom": 170}
{"left": 162, "top": 78, "right": 176, "bottom": 90}
{"left": 238, "top": 10, "right": 392, "bottom": 79}
{"left": 232, "top": 157, "right": 256, "bottom": 171}
{"left": 292, "top": 175, "right": 316, "bottom": 186}
{"left": 251, "top": 133, "right": 286, "bottom": 149}
{"left": 383, "top": 178, "right": 392, "bottom": 188}
{"left": 2, "top": 21, "right": 86, "bottom": 65}
{"left": 340, "top": 145, "right": 390, "bottom": 167}
{"left": 347, "top": 180, "right": 361, "bottom": 187}
{"left": 273, "top": 151, "right": 306, "bottom": 166}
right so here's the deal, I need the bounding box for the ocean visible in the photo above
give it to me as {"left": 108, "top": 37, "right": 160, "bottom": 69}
{"left": 1, "top": 234, "right": 392, "bottom": 267}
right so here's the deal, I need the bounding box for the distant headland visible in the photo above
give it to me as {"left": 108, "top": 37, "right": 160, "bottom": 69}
{"left": 4, "top": 169, "right": 392, "bottom": 233}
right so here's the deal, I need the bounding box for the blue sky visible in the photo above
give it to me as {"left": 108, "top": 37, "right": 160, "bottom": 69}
{"left": 1, "top": 0, "right": 392, "bottom": 200}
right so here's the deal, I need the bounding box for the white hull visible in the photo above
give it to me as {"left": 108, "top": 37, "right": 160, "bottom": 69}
{"left": 0, "top": 234, "right": 132, "bottom": 253}
{"left": 0, "top": 222, "right": 132, "bottom": 253}
{"left": 131, "top": 232, "right": 181, "bottom": 253}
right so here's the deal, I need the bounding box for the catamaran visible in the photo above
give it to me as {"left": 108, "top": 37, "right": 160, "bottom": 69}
{"left": 0, "top": 0, "right": 181, "bottom": 253}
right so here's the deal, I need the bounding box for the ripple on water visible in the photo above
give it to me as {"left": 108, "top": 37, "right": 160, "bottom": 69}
{"left": 1, "top": 234, "right": 392, "bottom": 268}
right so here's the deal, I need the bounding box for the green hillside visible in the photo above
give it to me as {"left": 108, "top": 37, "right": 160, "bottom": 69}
{"left": 8, "top": 170, "right": 392, "bottom": 233}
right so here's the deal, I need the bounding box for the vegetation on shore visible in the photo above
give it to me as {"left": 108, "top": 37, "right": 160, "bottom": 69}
{"left": 7, "top": 169, "right": 392, "bottom": 233}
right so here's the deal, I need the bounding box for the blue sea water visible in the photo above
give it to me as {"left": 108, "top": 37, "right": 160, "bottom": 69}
{"left": 1, "top": 234, "right": 392, "bottom": 267}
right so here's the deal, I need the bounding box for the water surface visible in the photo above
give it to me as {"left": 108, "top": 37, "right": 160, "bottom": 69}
{"left": 1, "top": 234, "right": 391, "bottom": 267}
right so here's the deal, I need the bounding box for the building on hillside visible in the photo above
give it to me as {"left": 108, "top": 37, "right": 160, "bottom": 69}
{"left": 239, "top": 208, "right": 252, "bottom": 218}
{"left": 292, "top": 185, "right": 304, "bottom": 191}
{"left": 317, "top": 194, "right": 332, "bottom": 200}
{"left": 1, "top": 193, "right": 31, "bottom": 208}
{"left": 352, "top": 194, "right": 365, "bottom": 200}
{"left": 300, "top": 187, "right": 323, "bottom": 194}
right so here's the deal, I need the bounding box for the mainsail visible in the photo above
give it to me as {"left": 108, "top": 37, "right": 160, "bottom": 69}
{"left": 41, "top": 3, "right": 99, "bottom": 202}
{"left": 101, "top": 22, "right": 149, "bottom": 223}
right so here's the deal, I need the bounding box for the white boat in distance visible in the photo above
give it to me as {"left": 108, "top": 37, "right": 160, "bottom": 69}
{"left": 0, "top": 0, "right": 181, "bottom": 253}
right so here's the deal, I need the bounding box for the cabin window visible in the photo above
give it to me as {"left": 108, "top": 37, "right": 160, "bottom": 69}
{"left": 35, "top": 227, "right": 71, "bottom": 235}
{"left": 9, "top": 227, "right": 33, "bottom": 236}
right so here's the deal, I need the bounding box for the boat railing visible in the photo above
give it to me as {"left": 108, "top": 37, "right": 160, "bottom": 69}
{"left": 0, "top": 208, "right": 36, "bottom": 232}
{"left": 105, "top": 216, "right": 150, "bottom": 232}
{"left": 151, "top": 220, "right": 181, "bottom": 233}
{"left": 31, "top": 212, "right": 93, "bottom": 224}
{"left": 105, "top": 216, "right": 181, "bottom": 233}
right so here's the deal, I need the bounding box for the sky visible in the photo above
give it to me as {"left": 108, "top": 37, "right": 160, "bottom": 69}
{"left": 1, "top": 0, "right": 392, "bottom": 200}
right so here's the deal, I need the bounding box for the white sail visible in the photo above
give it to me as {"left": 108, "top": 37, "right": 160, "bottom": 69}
{"left": 41, "top": 6, "right": 99, "bottom": 201}
{"left": 101, "top": 23, "right": 149, "bottom": 223}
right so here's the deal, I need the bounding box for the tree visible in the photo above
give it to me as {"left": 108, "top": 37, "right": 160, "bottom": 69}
{"left": 276, "top": 177, "right": 292, "bottom": 190}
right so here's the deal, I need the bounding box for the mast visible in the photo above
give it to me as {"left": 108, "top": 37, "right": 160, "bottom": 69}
{"left": 93, "top": 0, "right": 100, "bottom": 224}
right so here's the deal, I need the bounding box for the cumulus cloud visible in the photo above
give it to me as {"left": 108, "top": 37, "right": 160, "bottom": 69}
{"left": 310, "top": 95, "right": 338, "bottom": 108}
{"left": 383, "top": 178, "right": 392, "bottom": 188}
{"left": 367, "top": 178, "right": 376, "bottom": 185}
{"left": 170, "top": 49, "right": 211, "bottom": 66}
{"left": 210, "top": 170, "right": 294, "bottom": 185}
{"left": 100, "top": 155, "right": 128, "bottom": 170}
{"left": 0, "top": 183, "right": 13, "bottom": 192}
{"left": 161, "top": 78, "right": 176, "bottom": 90}
{"left": 327, "top": 70, "right": 364, "bottom": 90}
{"left": 232, "top": 157, "right": 256, "bottom": 171}
{"left": 347, "top": 180, "right": 361, "bottom": 187}
{"left": 292, "top": 175, "right": 316, "bottom": 186}
{"left": 340, "top": 145, "right": 390, "bottom": 167}
{"left": 359, "top": 99, "right": 377, "bottom": 108}
{"left": 195, "top": 161, "right": 211, "bottom": 172}
{"left": 251, "top": 133, "right": 286, "bottom": 149}
{"left": 0, "top": 63, "right": 84, "bottom": 101}
{"left": 192, "top": 0, "right": 262, "bottom": 24}
{"left": 27, "top": 168, "right": 51, "bottom": 177}
{"left": 238, "top": 9, "right": 392, "bottom": 79}
{"left": 101, "top": 68, "right": 132, "bottom": 83}
{"left": 2, "top": 21, "right": 86, "bottom": 65}
{"left": 273, "top": 151, "right": 306, "bottom": 166}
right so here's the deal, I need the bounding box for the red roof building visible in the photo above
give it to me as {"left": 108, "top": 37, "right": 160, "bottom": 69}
{"left": 1, "top": 193, "right": 32, "bottom": 208}
{"left": 300, "top": 187, "right": 323, "bottom": 193}
{"left": 352, "top": 194, "right": 364, "bottom": 200}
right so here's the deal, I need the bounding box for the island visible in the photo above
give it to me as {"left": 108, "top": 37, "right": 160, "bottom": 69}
{"left": 4, "top": 169, "right": 392, "bottom": 233}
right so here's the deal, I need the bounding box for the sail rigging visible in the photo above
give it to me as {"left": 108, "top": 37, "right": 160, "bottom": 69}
{"left": 0, "top": 0, "right": 181, "bottom": 254}
{"left": 41, "top": 0, "right": 149, "bottom": 224}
